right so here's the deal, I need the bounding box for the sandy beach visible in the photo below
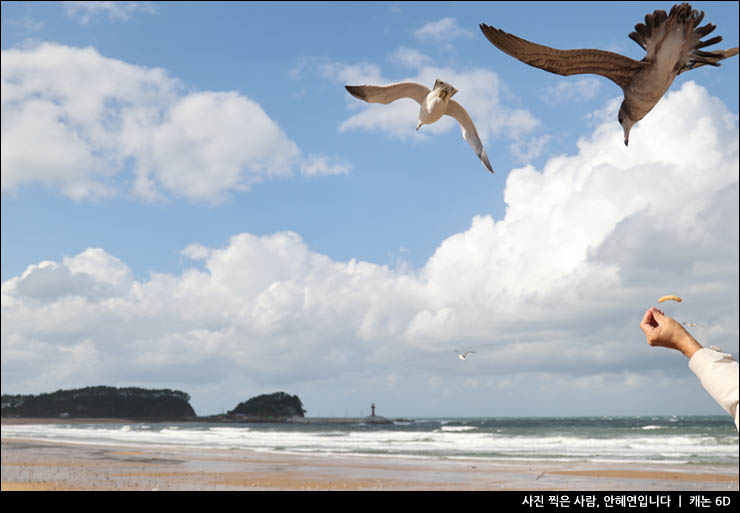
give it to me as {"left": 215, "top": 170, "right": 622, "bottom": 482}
{"left": 2, "top": 435, "right": 738, "bottom": 491}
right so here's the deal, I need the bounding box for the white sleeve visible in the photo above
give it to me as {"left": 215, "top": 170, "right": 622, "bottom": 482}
{"left": 688, "top": 347, "right": 739, "bottom": 431}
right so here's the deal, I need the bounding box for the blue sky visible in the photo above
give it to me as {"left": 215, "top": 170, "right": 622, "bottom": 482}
{"left": 1, "top": 1, "right": 738, "bottom": 419}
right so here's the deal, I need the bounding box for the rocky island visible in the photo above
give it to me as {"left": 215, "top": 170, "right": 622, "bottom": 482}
{"left": 1, "top": 386, "right": 196, "bottom": 419}
{"left": 227, "top": 391, "right": 306, "bottom": 419}
{"left": 2, "top": 387, "right": 399, "bottom": 425}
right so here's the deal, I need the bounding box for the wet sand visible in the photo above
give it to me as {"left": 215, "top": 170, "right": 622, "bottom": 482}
{"left": 2, "top": 437, "right": 738, "bottom": 491}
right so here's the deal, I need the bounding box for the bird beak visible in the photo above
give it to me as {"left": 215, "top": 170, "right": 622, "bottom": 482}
{"left": 624, "top": 138, "right": 629, "bottom": 147}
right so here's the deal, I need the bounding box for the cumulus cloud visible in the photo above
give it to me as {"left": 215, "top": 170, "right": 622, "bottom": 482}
{"left": 1, "top": 43, "right": 346, "bottom": 203}
{"left": 6, "top": 249, "right": 133, "bottom": 304}
{"left": 2, "top": 82, "right": 738, "bottom": 415}
{"left": 134, "top": 91, "right": 300, "bottom": 202}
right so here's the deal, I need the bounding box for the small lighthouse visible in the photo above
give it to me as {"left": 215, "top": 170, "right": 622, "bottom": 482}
{"left": 361, "top": 402, "right": 391, "bottom": 425}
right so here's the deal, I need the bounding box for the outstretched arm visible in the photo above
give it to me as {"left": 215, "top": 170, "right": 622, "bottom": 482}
{"left": 640, "top": 306, "right": 738, "bottom": 430}
{"left": 689, "top": 347, "right": 739, "bottom": 431}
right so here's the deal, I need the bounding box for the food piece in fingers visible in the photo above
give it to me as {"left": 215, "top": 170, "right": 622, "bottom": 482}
{"left": 658, "top": 295, "right": 682, "bottom": 303}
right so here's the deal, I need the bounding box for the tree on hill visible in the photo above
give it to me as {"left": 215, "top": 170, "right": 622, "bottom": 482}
{"left": 228, "top": 391, "right": 305, "bottom": 418}
{"left": 1, "top": 386, "right": 196, "bottom": 418}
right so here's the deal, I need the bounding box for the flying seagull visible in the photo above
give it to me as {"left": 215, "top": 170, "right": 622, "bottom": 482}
{"left": 480, "top": 3, "right": 738, "bottom": 146}
{"left": 454, "top": 350, "right": 476, "bottom": 360}
{"left": 345, "top": 80, "right": 494, "bottom": 173}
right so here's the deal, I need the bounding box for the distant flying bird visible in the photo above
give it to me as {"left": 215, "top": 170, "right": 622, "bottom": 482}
{"left": 480, "top": 3, "right": 738, "bottom": 146}
{"left": 454, "top": 350, "right": 476, "bottom": 360}
{"left": 682, "top": 321, "right": 700, "bottom": 328}
{"left": 345, "top": 80, "right": 494, "bottom": 173}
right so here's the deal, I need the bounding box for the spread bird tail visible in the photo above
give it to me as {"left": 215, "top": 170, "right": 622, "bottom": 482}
{"left": 628, "top": 3, "right": 738, "bottom": 74}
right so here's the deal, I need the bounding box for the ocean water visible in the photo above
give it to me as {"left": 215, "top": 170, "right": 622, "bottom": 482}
{"left": 2, "top": 416, "right": 737, "bottom": 466}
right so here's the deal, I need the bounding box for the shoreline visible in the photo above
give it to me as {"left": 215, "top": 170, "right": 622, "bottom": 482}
{"left": 2, "top": 436, "right": 737, "bottom": 491}
{"left": 1, "top": 416, "right": 392, "bottom": 425}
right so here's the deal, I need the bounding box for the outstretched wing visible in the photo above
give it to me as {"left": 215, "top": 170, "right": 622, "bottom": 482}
{"left": 480, "top": 23, "right": 644, "bottom": 90}
{"left": 445, "top": 100, "right": 494, "bottom": 174}
{"left": 345, "top": 83, "right": 429, "bottom": 105}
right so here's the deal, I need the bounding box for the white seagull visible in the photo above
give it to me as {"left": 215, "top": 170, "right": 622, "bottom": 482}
{"left": 454, "top": 350, "right": 476, "bottom": 360}
{"left": 345, "top": 80, "right": 494, "bottom": 174}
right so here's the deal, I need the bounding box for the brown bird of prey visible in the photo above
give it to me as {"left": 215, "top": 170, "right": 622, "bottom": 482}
{"left": 480, "top": 3, "right": 738, "bottom": 146}
{"left": 345, "top": 80, "right": 494, "bottom": 173}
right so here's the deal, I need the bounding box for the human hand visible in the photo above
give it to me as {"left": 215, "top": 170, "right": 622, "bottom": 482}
{"left": 640, "top": 306, "right": 702, "bottom": 359}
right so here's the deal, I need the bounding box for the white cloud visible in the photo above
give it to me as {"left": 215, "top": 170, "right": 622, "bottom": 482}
{"left": 414, "top": 18, "right": 473, "bottom": 42}
{"left": 299, "top": 154, "right": 351, "bottom": 177}
{"left": 1, "top": 43, "right": 346, "bottom": 203}
{"left": 136, "top": 91, "right": 299, "bottom": 202}
{"left": 5, "top": 249, "right": 133, "bottom": 304}
{"left": 62, "top": 1, "right": 157, "bottom": 24}
{"left": 2, "top": 82, "right": 738, "bottom": 416}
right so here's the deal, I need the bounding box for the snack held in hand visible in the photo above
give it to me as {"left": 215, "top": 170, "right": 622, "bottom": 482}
{"left": 658, "top": 295, "right": 682, "bottom": 303}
